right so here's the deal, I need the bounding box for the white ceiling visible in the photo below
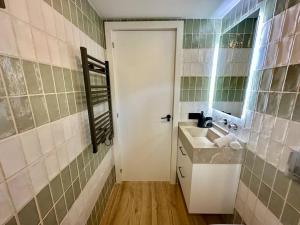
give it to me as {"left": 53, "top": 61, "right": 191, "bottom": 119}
{"left": 89, "top": 0, "right": 240, "bottom": 19}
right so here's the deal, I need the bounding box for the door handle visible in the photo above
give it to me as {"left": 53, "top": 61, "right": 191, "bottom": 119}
{"left": 161, "top": 114, "right": 172, "bottom": 122}
{"left": 178, "top": 167, "right": 185, "bottom": 178}
{"left": 179, "top": 146, "right": 186, "bottom": 156}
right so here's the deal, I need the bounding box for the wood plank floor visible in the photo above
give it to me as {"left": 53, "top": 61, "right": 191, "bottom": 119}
{"left": 99, "top": 182, "right": 225, "bottom": 225}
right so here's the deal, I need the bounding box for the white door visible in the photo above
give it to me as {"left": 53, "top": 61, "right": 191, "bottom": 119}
{"left": 113, "top": 30, "right": 176, "bottom": 181}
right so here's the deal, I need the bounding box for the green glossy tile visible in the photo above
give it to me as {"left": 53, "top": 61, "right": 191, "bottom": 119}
{"left": 74, "top": 92, "right": 84, "bottom": 111}
{"left": 44, "top": 0, "right": 52, "bottom": 6}
{"left": 184, "top": 20, "right": 193, "bottom": 34}
{"left": 262, "top": 163, "right": 276, "bottom": 187}
{"left": 256, "top": 92, "right": 268, "bottom": 113}
{"left": 37, "top": 185, "right": 53, "bottom": 218}
{"left": 9, "top": 97, "right": 34, "bottom": 132}
{"left": 192, "top": 19, "right": 200, "bottom": 33}
{"left": 77, "top": 154, "right": 84, "bottom": 171}
{"left": 183, "top": 34, "right": 192, "bottom": 48}
{"left": 288, "top": 0, "right": 300, "bottom": 8}
{"left": 244, "top": 150, "right": 255, "bottom": 169}
{"left": 275, "top": 0, "right": 287, "bottom": 15}
{"left": 73, "top": 178, "right": 81, "bottom": 199}
{"left": 40, "top": 64, "right": 55, "bottom": 93}
{"left": 0, "top": 98, "right": 16, "bottom": 139}
{"left": 30, "top": 95, "right": 49, "bottom": 127}
{"left": 45, "top": 94, "right": 60, "bottom": 121}
{"left": 18, "top": 199, "right": 40, "bottom": 225}
{"left": 249, "top": 174, "right": 260, "bottom": 195}
{"left": 62, "top": 0, "right": 71, "bottom": 20}
{"left": 65, "top": 186, "right": 75, "bottom": 210}
{"left": 55, "top": 196, "right": 67, "bottom": 223}
{"left": 241, "top": 167, "right": 251, "bottom": 187}
{"left": 0, "top": 56, "right": 27, "bottom": 96}
{"left": 285, "top": 64, "right": 300, "bottom": 92}
{"left": 22, "top": 60, "right": 42, "bottom": 94}
{"left": 77, "top": 8, "right": 84, "bottom": 31}
{"left": 221, "top": 90, "right": 229, "bottom": 101}
{"left": 188, "top": 90, "right": 195, "bottom": 101}
{"left": 191, "top": 34, "right": 199, "bottom": 48}
{"left": 264, "top": 0, "right": 276, "bottom": 22}
{"left": 52, "top": 67, "right": 65, "bottom": 93}
{"left": 61, "top": 166, "right": 72, "bottom": 191}
{"left": 228, "top": 90, "right": 235, "bottom": 101}
{"left": 189, "top": 77, "right": 196, "bottom": 89}
{"left": 70, "top": 1, "right": 78, "bottom": 26}
{"left": 5, "top": 217, "right": 17, "bottom": 225}
{"left": 70, "top": 160, "right": 79, "bottom": 181}
{"left": 229, "top": 77, "right": 238, "bottom": 89}
{"left": 269, "top": 191, "right": 284, "bottom": 218}
{"left": 287, "top": 181, "right": 300, "bottom": 212}
{"left": 43, "top": 208, "right": 58, "bottom": 225}
{"left": 201, "top": 90, "right": 208, "bottom": 101}
{"left": 292, "top": 94, "right": 300, "bottom": 122}
{"left": 278, "top": 93, "right": 297, "bottom": 120}
{"left": 260, "top": 69, "right": 273, "bottom": 91}
{"left": 57, "top": 93, "right": 69, "bottom": 117}
{"left": 281, "top": 203, "right": 300, "bottom": 225}
{"left": 274, "top": 171, "right": 290, "bottom": 198}
{"left": 236, "top": 77, "right": 245, "bottom": 89}
{"left": 253, "top": 156, "right": 265, "bottom": 179}
{"left": 270, "top": 67, "right": 287, "bottom": 91}
{"left": 195, "top": 90, "right": 201, "bottom": 101}
{"left": 79, "top": 171, "right": 87, "bottom": 189}
{"left": 258, "top": 182, "right": 271, "bottom": 206}
{"left": 50, "top": 174, "right": 63, "bottom": 203}
{"left": 66, "top": 93, "right": 76, "bottom": 114}
{"left": 63, "top": 69, "right": 73, "bottom": 92}
{"left": 266, "top": 93, "right": 281, "bottom": 116}
{"left": 52, "top": 0, "right": 62, "bottom": 13}
{"left": 0, "top": 76, "right": 5, "bottom": 97}
{"left": 223, "top": 77, "right": 230, "bottom": 89}
{"left": 234, "top": 90, "right": 243, "bottom": 102}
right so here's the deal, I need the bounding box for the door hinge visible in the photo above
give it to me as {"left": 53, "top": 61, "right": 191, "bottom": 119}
{"left": 112, "top": 42, "right": 115, "bottom": 48}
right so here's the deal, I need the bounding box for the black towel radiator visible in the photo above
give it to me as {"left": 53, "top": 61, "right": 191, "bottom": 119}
{"left": 80, "top": 47, "right": 114, "bottom": 153}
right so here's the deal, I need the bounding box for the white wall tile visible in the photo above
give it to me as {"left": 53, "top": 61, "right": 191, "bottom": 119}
{"left": 254, "top": 200, "right": 267, "bottom": 224}
{"left": 266, "top": 140, "right": 284, "bottom": 167}
{"left": 285, "top": 121, "right": 300, "bottom": 151}
{"left": 291, "top": 33, "right": 300, "bottom": 64}
{"left": 0, "top": 183, "right": 14, "bottom": 224}
{"left": 26, "top": 0, "right": 45, "bottom": 30}
{"left": 13, "top": 18, "right": 36, "bottom": 60}
{"left": 47, "top": 35, "right": 61, "bottom": 66}
{"left": 279, "top": 146, "right": 292, "bottom": 173}
{"left": 20, "top": 129, "right": 42, "bottom": 164}
{"left": 256, "top": 135, "right": 269, "bottom": 160}
{"left": 7, "top": 0, "right": 29, "bottom": 22}
{"left": 7, "top": 169, "right": 33, "bottom": 211}
{"left": 37, "top": 124, "right": 55, "bottom": 154}
{"left": 271, "top": 118, "right": 288, "bottom": 143}
{"left": 276, "top": 36, "right": 293, "bottom": 66}
{"left": 261, "top": 115, "right": 275, "bottom": 137}
{"left": 54, "top": 11, "right": 66, "bottom": 41}
{"left": 56, "top": 144, "right": 69, "bottom": 170}
{"left": 0, "top": 167, "right": 4, "bottom": 183}
{"left": 282, "top": 4, "right": 300, "bottom": 38}
{"left": 0, "top": 11, "right": 18, "bottom": 56}
{"left": 51, "top": 120, "right": 65, "bottom": 147}
{"left": 64, "top": 20, "right": 74, "bottom": 46}
{"left": 0, "top": 136, "right": 26, "bottom": 178}
{"left": 269, "top": 12, "right": 284, "bottom": 43}
{"left": 41, "top": 2, "right": 56, "bottom": 37}
{"left": 29, "top": 159, "right": 48, "bottom": 194}
{"left": 32, "top": 28, "right": 51, "bottom": 64}
{"left": 45, "top": 151, "right": 60, "bottom": 180}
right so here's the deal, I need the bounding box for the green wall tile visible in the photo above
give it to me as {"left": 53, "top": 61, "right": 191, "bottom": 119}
{"left": 37, "top": 185, "right": 53, "bottom": 218}
{"left": 274, "top": 171, "right": 290, "bottom": 198}
{"left": 45, "top": 94, "right": 60, "bottom": 121}
{"left": 9, "top": 97, "right": 34, "bottom": 132}
{"left": 40, "top": 64, "right": 55, "bottom": 93}
{"left": 50, "top": 174, "right": 64, "bottom": 203}
{"left": 18, "top": 199, "right": 40, "bottom": 225}
{"left": 52, "top": 67, "right": 65, "bottom": 93}
{"left": 63, "top": 69, "right": 73, "bottom": 92}
{"left": 62, "top": 0, "right": 71, "bottom": 20}
{"left": 0, "top": 56, "right": 27, "bottom": 96}
{"left": 287, "top": 181, "right": 300, "bottom": 212}
{"left": 22, "top": 60, "right": 42, "bottom": 94}
{"left": 5, "top": 217, "right": 17, "bottom": 225}
{"left": 281, "top": 203, "right": 300, "bottom": 225}
{"left": 55, "top": 196, "right": 67, "bottom": 223}
{"left": 278, "top": 93, "right": 297, "bottom": 120}
{"left": 268, "top": 191, "right": 284, "bottom": 219}
{"left": 284, "top": 64, "right": 300, "bottom": 92}
{"left": 73, "top": 178, "right": 81, "bottom": 199}
{"left": 52, "top": 0, "right": 62, "bottom": 13}
{"left": 292, "top": 94, "right": 300, "bottom": 122}
{"left": 30, "top": 95, "right": 49, "bottom": 127}
{"left": 258, "top": 182, "right": 271, "bottom": 206}
{"left": 61, "top": 166, "right": 72, "bottom": 191}
{"left": 43, "top": 208, "right": 58, "bottom": 225}
{"left": 0, "top": 98, "right": 16, "bottom": 139}
{"left": 57, "top": 93, "right": 69, "bottom": 117}
{"left": 65, "top": 186, "right": 75, "bottom": 210}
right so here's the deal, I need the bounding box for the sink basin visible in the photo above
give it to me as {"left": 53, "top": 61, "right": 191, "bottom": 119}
{"left": 182, "top": 126, "right": 222, "bottom": 149}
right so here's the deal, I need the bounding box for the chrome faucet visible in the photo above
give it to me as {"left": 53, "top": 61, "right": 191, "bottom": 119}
{"left": 228, "top": 122, "right": 238, "bottom": 130}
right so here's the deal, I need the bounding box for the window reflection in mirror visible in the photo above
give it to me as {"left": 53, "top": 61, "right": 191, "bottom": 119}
{"left": 212, "top": 12, "right": 259, "bottom": 118}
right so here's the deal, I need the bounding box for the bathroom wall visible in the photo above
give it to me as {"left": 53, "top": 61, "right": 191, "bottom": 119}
{"left": 225, "top": 0, "right": 300, "bottom": 225}
{"left": 0, "top": 0, "right": 116, "bottom": 225}
{"left": 180, "top": 19, "right": 221, "bottom": 119}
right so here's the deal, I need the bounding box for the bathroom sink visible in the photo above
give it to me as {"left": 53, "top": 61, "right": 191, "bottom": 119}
{"left": 182, "top": 126, "right": 222, "bottom": 149}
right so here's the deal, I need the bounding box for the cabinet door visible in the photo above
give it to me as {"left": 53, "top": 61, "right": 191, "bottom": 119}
{"left": 177, "top": 140, "right": 193, "bottom": 208}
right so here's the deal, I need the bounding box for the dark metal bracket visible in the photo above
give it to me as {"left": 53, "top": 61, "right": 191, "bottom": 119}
{"left": 80, "top": 47, "right": 114, "bottom": 153}
{"left": 0, "top": 0, "right": 6, "bottom": 8}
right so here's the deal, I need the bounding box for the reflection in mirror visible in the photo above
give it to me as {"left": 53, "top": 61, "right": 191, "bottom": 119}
{"left": 213, "top": 12, "right": 258, "bottom": 118}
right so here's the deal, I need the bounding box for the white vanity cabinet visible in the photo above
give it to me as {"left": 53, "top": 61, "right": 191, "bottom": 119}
{"left": 177, "top": 140, "right": 241, "bottom": 214}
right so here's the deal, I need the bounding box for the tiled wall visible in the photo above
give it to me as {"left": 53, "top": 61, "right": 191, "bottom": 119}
{"left": 180, "top": 19, "right": 221, "bottom": 119}
{"left": 226, "top": 0, "right": 300, "bottom": 225}
{"left": 0, "top": 0, "right": 115, "bottom": 225}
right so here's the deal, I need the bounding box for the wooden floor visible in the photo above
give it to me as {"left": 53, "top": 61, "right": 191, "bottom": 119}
{"left": 100, "top": 182, "right": 225, "bottom": 225}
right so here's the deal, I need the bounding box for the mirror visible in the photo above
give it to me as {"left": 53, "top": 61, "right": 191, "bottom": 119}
{"left": 212, "top": 12, "right": 258, "bottom": 118}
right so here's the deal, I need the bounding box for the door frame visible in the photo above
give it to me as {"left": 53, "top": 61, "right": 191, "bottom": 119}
{"left": 105, "top": 21, "right": 183, "bottom": 184}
